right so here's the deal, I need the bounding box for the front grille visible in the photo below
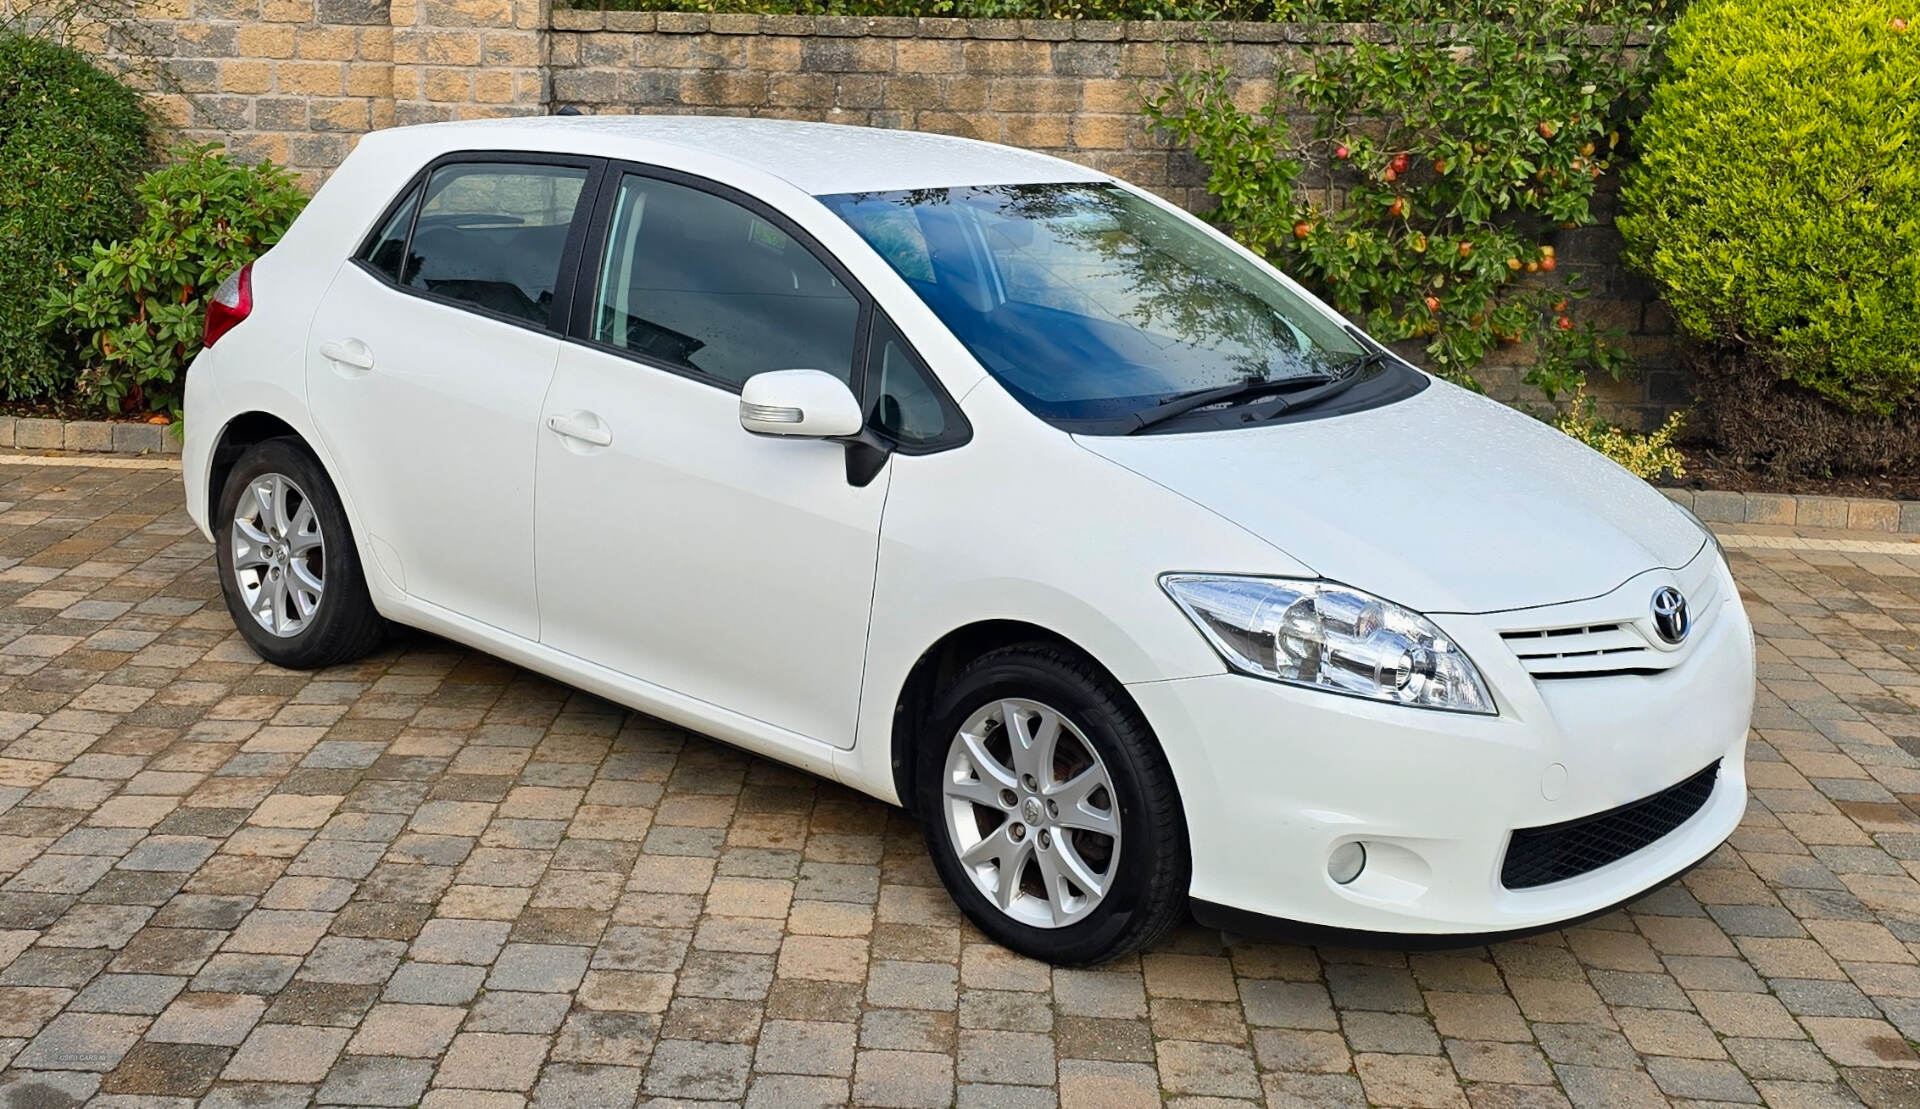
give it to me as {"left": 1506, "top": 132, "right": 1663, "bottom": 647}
{"left": 1501, "top": 761, "right": 1720, "bottom": 889}
{"left": 1498, "top": 565, "right": 1721, "bottom": 679}
{"left": 1500, "top": 622, "right": 1658, "bottom": 677}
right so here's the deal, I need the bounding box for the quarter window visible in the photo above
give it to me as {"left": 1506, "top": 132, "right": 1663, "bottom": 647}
{"left": 867, "top": 317, "right": 957, "bottom": 447}
{"left": 592, "top": 174, "right": 860, "bottom": 388}
{"left": 361, "top": 184, "right": 419, "bottom": 283}
{"left": 401, "top": 162, "right": 589, "bottom": 326}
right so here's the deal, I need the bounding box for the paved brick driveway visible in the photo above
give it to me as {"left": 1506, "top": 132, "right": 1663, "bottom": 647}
{"left": 0, "top": 456, "right": 1918, "bottom": 1109}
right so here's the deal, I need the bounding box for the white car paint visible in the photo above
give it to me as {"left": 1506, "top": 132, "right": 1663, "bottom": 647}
{"left": 183, "top": 115, "right": 1754, "bottom": 939}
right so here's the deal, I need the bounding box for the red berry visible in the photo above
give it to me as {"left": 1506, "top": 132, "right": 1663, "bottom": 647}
{"left": 1294, "top": 222, "right": 1313, "bottom": 240}
{"left": 1423, "top": 296, "right": 1441, "bottom": 312}
{"left": 1541, "top": 256, "right": 1557, "bottom": 272}
{"left": 1556, "top": 316, "right": 1574, "bottom": 331}
{"left": 1390, "top": 153, "right": 1410, "bottom": 175}
{"left": 1335, "top": 144, "right": 1351, "bottom": 159}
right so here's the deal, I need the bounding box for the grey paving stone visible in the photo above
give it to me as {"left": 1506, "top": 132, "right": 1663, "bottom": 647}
{"left": 316, "top": 1054, "right": 435, "bottom": 1105}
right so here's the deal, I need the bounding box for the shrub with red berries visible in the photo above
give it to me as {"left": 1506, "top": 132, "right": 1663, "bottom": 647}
{"left": 1144, "top": 0, "right": 1652, "bottom": 400}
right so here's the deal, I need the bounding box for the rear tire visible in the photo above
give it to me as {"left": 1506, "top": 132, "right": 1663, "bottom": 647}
{"left": 917, "top": 644, "right": 1188, "bottom": 965}
{"left": 215, "top": 438, "right": 385, "bottom": 669}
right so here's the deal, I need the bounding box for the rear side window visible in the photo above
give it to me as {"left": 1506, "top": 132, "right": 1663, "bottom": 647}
{"left": 362, "top": 185, "right": 419, "bottom": 282}
{"left": 591, "top": 173, "right": 860, "bottom": 389}
{"left": 392, "top": 162, "right": 589, "bottom": 326}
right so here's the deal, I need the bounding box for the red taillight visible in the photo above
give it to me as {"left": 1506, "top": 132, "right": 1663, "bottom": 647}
{"left": 203, "top": 262, "right": 253, "bottom": 348}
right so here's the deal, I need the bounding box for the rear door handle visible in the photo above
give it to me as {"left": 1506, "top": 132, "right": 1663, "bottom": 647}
{"left": 319, "top": 338, "right": 375, "bottom": 371}
{"left": 546, "top": 412, "right": 612, "bottom": 447}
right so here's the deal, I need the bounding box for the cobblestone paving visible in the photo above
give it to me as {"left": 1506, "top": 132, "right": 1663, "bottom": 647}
{"left": 0, "top": 458, "right": 1918, "bottom": 1109}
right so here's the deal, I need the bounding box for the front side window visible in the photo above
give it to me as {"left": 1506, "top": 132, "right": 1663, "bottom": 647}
{"left": 823, "top": 183, "right": 1384, "bottom": 433}
{"left": 396, "top": 162, "right": 589, "bottom": 326}
{"left": 592, "top": 173, "right": 860, "bottom": 389}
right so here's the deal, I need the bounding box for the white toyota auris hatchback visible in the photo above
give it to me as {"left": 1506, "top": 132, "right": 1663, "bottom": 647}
{"left": 183, "top": 115, "right": 1755, "bottom": 964}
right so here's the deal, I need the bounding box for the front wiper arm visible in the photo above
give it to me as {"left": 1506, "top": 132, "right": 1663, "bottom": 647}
{"left": 1338, "top": 325, "right": 1391, "bottom": 378}
{"left": 1127, "top": 374, "right": 1335, "bottom": 434}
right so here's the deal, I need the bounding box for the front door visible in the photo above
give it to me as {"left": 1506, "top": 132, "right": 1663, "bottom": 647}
{"left": 305, "top": 157, "right": 595, "bottom": 640}
{"left": 533, "top": 169, "right": 886, "bottom": 747}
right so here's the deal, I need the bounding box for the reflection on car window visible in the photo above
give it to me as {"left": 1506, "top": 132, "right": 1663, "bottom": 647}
{"left": 593, "top": 173, "right": 860, "bottom": 389}
{"left": 361, "top": 185, "right": 419, "bottom": 282}
{"left": 868, "top": 317, "right": 951, "bottom": 446}
{"left": 400, "top": 163, "right": 588, "bottom": 326}
{"left": 823, "top": 183, "right": 1365, "bottom": 425}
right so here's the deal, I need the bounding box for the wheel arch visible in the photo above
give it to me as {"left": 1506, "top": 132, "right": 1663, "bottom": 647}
{"left": 207, "top": 411, "right": 304, "bottom": 518}
{"left": 204, "top": 408, "right": 387, "bottom": 604}
{"left": 888, "top": 619, "right": 1152, "bottom": 815}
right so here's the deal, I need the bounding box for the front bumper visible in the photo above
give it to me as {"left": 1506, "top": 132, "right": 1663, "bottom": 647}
{"left": 1130, "top": 551, "right": 1755, "bottom": 939}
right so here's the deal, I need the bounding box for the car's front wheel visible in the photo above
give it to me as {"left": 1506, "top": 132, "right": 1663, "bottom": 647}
{"left": 917, "top": 645, "right": 1189, "bottom": 965}
{"left": 215, "top": 438, "right": 385, "bottom": 669}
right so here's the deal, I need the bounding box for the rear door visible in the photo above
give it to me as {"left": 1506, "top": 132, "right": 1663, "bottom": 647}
{"left": 305, "top": 154, "right": 601, "bottom": 640}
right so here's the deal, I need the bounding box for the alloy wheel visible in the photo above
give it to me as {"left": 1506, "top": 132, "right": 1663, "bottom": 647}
{"left": 941, "top": 697, "right": 1121, "bottom": 928}
{"left": 230, "top": 472, "right": 325, "bottom": 638}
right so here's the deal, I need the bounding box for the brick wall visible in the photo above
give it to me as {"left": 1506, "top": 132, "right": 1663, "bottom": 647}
{"left": 93, "top": 7, "right": 1681, "bottom": 423}
{"left": 98, "top": 0, "right": 549, "bottom": 184}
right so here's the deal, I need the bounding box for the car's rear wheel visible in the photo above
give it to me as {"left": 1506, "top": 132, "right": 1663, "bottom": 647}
{"left": 917, "top": 644, "right": 1188, "bottom": 965}
{"left": 215, "top": 438, "right": 384, "bottom": 669}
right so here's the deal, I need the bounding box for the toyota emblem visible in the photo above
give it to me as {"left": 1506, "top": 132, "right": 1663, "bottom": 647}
{"left": 1651, "top": 586, "right": 1690, "bottom": 645}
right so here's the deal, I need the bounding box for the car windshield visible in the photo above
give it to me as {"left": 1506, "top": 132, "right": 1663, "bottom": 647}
{"left": 820, "top": 182, "right": 1367, "bottom": 426}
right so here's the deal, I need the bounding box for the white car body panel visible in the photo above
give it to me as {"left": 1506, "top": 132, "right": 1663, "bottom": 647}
{"left": 307, "top": 262, "right": 559, "bottom": 640}
{"left": 182, "top": 115, "right": 1756, "bottom": 940}
{"left": 536, "top": 342, "right": 889, "bottom": 748}
{"left": 1077, "top": 378, "right": 1709, "bottom": 615}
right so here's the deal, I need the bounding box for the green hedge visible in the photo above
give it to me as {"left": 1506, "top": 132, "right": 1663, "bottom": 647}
{"left": 0, "top": 35, "right": 151, "bottom": 403}
{"left": 1620, "top": 0, "right": 1920, "bottom": 418}
{"left": 45, "top": 145, "right": 309, "bottom": 418}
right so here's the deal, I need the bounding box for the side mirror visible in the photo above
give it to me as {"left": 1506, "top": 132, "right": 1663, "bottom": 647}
{"left": 739, "top": 370, "right": 864, "bottom": 439}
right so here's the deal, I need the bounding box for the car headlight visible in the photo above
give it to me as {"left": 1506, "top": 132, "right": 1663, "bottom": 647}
{"left": 1161, "top": 575, "right": 1496, "bottom": 715}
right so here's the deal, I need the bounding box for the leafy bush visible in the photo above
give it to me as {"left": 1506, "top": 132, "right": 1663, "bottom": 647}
{"left": 44, "top": 144, "right": 308, "bottom": 417}
{"left": 1619, "top": 0, "right": 1920, "bottom": 421}
{"left": 1145, "top": 0, "right": 1656, "bottom": 398}
{"left": 1552, "top": 386, "right": 1685, "bottom": 478}
{"left": 0, "top": 34, "right": 149, "bottom": 403}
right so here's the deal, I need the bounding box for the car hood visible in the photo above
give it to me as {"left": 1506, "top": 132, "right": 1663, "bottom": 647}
{"left": 1073, "top": 378, "right": 1706, "bottom": 615}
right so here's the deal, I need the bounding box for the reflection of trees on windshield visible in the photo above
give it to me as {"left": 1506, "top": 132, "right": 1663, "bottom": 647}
{"left": 840, "top": 184, "right": 1352, "bottom": 385}
{"left": 988, "top": 185, "right": 1320, "bottom": 383}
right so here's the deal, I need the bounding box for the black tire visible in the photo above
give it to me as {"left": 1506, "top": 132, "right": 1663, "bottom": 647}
{"left": 917, "top": 644, "right": 1189, "bottom": 965}
{"left": 214, "top": 437, "right": 386, "bottom": 669}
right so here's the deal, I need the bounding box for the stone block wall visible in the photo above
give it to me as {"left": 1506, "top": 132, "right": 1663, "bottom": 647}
{"left": 99, "top": 0, "right": 549, "bottom": 184}
{"left": 86, "top": 7, "right": 1680, "bottom": 422}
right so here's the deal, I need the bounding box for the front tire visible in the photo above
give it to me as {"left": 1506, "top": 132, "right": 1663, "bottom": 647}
{"left": 215, "top": 438, "right": 385, "bottom": 669}
{"left": 917, "top": 645, "right": 1189, "bottom": 965}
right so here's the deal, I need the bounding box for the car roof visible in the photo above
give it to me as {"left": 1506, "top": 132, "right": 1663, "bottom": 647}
{"left": 369, "top": 115, "right": 1110, "bottom": 196}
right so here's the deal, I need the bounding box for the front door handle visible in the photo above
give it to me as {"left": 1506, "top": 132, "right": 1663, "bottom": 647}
{"left": 318, "top": 338, "right": 375, "bottom": 371}
{"left": 546, "top": 412, "right": 612, "bottom": 447}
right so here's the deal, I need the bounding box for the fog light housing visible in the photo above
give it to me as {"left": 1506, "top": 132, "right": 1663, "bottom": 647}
{"left": 1328, "top": 841, "right": 1367, "bottom": 885}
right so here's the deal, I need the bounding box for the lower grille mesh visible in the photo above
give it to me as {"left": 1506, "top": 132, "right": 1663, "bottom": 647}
{"left": 1501, "top": 761, "right": 1720, "bottom": 890}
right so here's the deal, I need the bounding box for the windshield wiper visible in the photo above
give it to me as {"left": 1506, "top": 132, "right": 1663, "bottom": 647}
{"left": 1339, "top": 325, "right": 1391, "bottom": 378}
{"left": 1127, "top": 373, "right": 1336, "bottom": 434}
